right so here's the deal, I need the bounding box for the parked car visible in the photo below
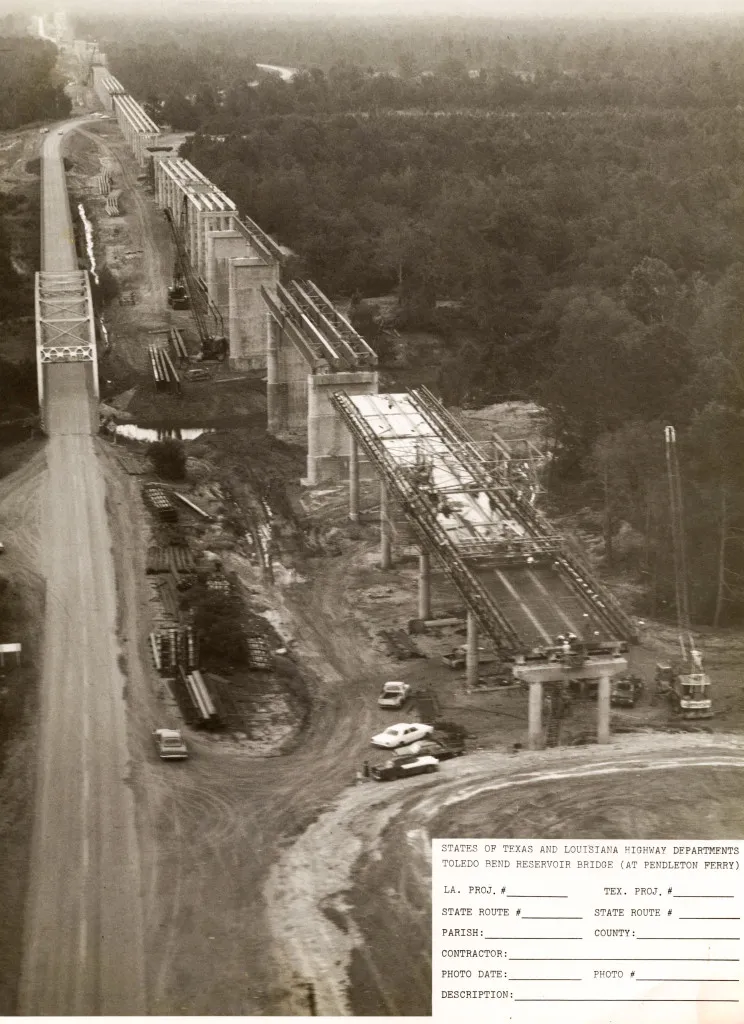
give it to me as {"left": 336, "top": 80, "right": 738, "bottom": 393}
{"left": 402, "top": 737, "right": 465, "bottom": 761}
{"left": 40, "top": 127, "right": 49, "bottom": 134}
{"left": 371, "top": 753, "right": 440, "bottom": 782}
{"left": 0, "top": 541, "right": 4, "bottom": 554}
{"left": 153, "top": 728, "right": 189, "bottom": 760}
{"left": 57, "top": 129, "right": 64, "bottom": 135}
{"left": 377, "top": 681, "right": 410, "bottom": 709}
{"left": 371, "top": 722, "right": 434, "bottom": 749}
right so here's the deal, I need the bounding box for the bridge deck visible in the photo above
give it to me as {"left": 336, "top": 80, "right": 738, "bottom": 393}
{"left": 476, "top": 564, "right": 607, "bottom": 648}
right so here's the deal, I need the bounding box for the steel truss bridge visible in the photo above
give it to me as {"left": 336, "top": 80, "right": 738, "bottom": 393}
{"left": 332, "top": 387, "right": 637, "bottom": 654}
{"left": 35, "top": 270, "right": 99, "bottom": 405}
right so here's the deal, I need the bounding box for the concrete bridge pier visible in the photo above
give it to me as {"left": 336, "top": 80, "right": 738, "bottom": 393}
{"left": 267, "top": 313, "right": 281, "bottom": 435}
{"left": 514, "top": 656, "right": 627, "bottom": 750}
{"left": 466, "top": 610, "right": 479, "bottom": 689}
{"left": 380, "top": 479, "right": 392, "bottom": 569}
{"left": 348, "top": 436, "right": 359, "bottom": 523}
{"left": 528, "top": 682, "right": 544, "bottom": 749}
{"left": 597, "top": 674, "right": 611, "bottom": 744}
{"left": 304, "top": 371, "right": 378, "bottom": 486}
{"left": 418, "top": 549, "right": 432, "bottom": 621}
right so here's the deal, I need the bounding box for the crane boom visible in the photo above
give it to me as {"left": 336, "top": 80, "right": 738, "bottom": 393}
{"left": 664, "top": 425, "right": 692, "bottom": 660}
{"left": 163, "top": 198, "right": 227, "bottom": 360}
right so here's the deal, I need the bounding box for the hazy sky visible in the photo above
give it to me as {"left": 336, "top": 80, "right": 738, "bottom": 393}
{"left": 51, "top": 0, "right": 744, "bottom": 18}
{"left": 183, "top": 0, "right": 744, "bottom": 15}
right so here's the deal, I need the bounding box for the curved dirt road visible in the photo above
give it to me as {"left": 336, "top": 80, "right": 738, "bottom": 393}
{"left": 18, "top": 122, "right": 145, "bottom": 1015}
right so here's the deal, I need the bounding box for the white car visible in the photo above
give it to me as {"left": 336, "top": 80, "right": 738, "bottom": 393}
{"left": 371, "top": 722, "right": 434, "bottom": 749}
{"left": 377, "top": 681, "right": 411, "bottom": 709}
{"left": 153, "top": 728, "right": 189, "bottom": 760}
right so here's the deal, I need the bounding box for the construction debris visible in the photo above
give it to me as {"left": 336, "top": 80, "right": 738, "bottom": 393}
{"left": 377, "top": 628, "right": 424, "bottom": 660}
{"left": 174, "top": 492, "right": 214, "bottom": 520}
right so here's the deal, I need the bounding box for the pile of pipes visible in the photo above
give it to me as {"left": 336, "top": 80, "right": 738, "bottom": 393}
{"left": 96, "top": 169, "right": 111, "bottom": 195}
{"left": 181, "top": 667, "right": 221, "bottom": 728}
{"left": 146, "top": 543, "right": 196, "bottom": 574}
{"left": 105, "top": 189, "right": 121, "bottom": 216}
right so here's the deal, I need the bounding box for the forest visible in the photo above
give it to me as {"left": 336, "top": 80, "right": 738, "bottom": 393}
{"left": 86, "top": 15, "right": 744, "bottom": 624}
{"left": 0, "top": 36, "right": 71, "bottom": 130}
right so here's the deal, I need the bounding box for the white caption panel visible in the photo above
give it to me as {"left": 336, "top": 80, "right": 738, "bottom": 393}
{"left": 433, "top": 839, "right": 742, "bottom": 1023}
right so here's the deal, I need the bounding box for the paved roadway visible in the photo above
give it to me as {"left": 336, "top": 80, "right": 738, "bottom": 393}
{"left": 19, "top": 122, "right": 146, "bottom": 1014}
{"left": 479, "top": 563, "right": 609, "bottom": 646}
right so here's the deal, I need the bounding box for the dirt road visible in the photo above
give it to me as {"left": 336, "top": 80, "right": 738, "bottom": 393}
{"left": 19, "top": 122, "right": 145, "bottom": 1014}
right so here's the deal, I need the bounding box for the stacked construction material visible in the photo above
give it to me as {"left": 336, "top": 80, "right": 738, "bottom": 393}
{"left": 149, "top": 624, "right": 198, "bottom": 675}
{"left": 96, "top": 169, "right": 111, "bottom": 195}
{"left": 245, "top": 634, "right": 273, "bottom": 671}
{"left": 147, "top": 344, "right": 181, "bottom": 393}
{"left": 142, "top": 484, "right": 178, "bottom": 522}
{"left": 206, "top": 573, "right": 232, "bottom": 596}
{"left": 147, "top": 544, "right": 196, "bottom": 574}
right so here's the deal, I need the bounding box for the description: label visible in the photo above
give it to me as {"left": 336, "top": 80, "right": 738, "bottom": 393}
{"left": 433, "top": 839, "right": 742, "bottom": 1023}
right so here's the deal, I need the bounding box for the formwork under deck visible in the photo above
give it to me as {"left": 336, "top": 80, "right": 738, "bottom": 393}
{"left": 331, "top": 389, "right": 636, "bottom": 654}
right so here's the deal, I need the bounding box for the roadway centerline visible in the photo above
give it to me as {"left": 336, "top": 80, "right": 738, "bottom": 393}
{"left": 494, "top": 569, "right": 552, "bottom": 644}
{"left": 527, "top": 569, "right": 581, "bottom": 636}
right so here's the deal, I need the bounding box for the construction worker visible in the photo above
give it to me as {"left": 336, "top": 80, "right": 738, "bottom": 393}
{"left": 362, "top": 760, "right": 370, "bottom": 779}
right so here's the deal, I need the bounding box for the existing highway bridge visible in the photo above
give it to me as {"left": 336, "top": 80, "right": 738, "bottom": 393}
{"left": 20, "top": 121, "right": 145, "bottom": 1014}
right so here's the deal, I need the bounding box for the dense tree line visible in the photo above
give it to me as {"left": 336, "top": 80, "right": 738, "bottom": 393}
{"left": 88, "top": 13, "right": 744, "bottom": 624}
{"left": 0, "top": 37, "right": 70, "bottom": 129}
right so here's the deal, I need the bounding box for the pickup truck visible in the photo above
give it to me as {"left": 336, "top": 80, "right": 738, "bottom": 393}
{"left": 371, "top": 753, "right": 439, "bottom": 782}
{"left": 153, "top": 728, "right": 189, "bottom": 760}
{"left": 377, "top": 681, "right": 410, "bottom": 709}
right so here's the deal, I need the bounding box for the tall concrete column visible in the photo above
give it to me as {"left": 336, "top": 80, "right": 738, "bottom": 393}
{"left": 349, "top": 435, "right": 359, "bottom": 523}
{"left": 418, "top": 549, "right": 432, "bottom": 621}
{"left": 528, "top": 681, "right": 544, "bottom": 750}
{"left": 466, "top": 610, "right": 479, "bottom": 688}
{"left": 597, "top": 673, "right": 611, "bottom": 744}
{"left": 266, "top": 313, "right": 280, "bottom": 434}
{"left": 380, "top": 479, "right": 392, "bottom": 569}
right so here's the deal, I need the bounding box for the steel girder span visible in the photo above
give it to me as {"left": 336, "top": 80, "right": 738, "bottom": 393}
{"left": 331, "top": 389, "right": 637, "bottom": 654}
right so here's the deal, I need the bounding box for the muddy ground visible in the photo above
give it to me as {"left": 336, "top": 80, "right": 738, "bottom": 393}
{"left": 0, "top": 102, "right": 743, "bottom": 1017}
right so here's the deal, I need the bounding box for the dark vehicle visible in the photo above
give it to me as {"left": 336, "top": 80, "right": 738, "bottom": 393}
{"left": 370, "top": 753, "right": 439, "bottom": 782}
{"left": 611, "top": 676, "right": 643, "bottom": 708}
{"left": 403, "top": 737, "right": 465, "bottom": 761}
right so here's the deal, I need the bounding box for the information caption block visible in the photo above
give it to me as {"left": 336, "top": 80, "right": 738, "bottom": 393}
{"left": 433, "top": 839, "right": 742, "bottom": 1023}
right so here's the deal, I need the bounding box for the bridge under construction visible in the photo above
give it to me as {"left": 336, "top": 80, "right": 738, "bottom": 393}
{"left": 332, "top": 387, "right": 636, "bottom": 656}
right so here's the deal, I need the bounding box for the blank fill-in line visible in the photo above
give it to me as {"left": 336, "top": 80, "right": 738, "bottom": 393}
{"left": 509, "top": 958, "right": 739, "bottom": 962}
{"left": 637, "top": 979, "right": 740, "bottom": 983}
{"left": 522, "top": 916, "right": 583, "bottom": 920}
{"left": 507, "top": 895, "right": 568, "bottom": 899}
{"left": 511, "top": 978, "right": 582, "bottom": 982}
{"left": 515, "top": 999, "right": 739, "bottom": 1003}
{"left": 673, "top": 895, "right": 734, "bottom": 899}
{"left": 487, "top": 937, "right": 583, "bottom": 941}
{"left": 637, "top": 937, "right": 739, "bottom": 941}
{"left": 680, "top": 917, "right": 740, "bottom": 921}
